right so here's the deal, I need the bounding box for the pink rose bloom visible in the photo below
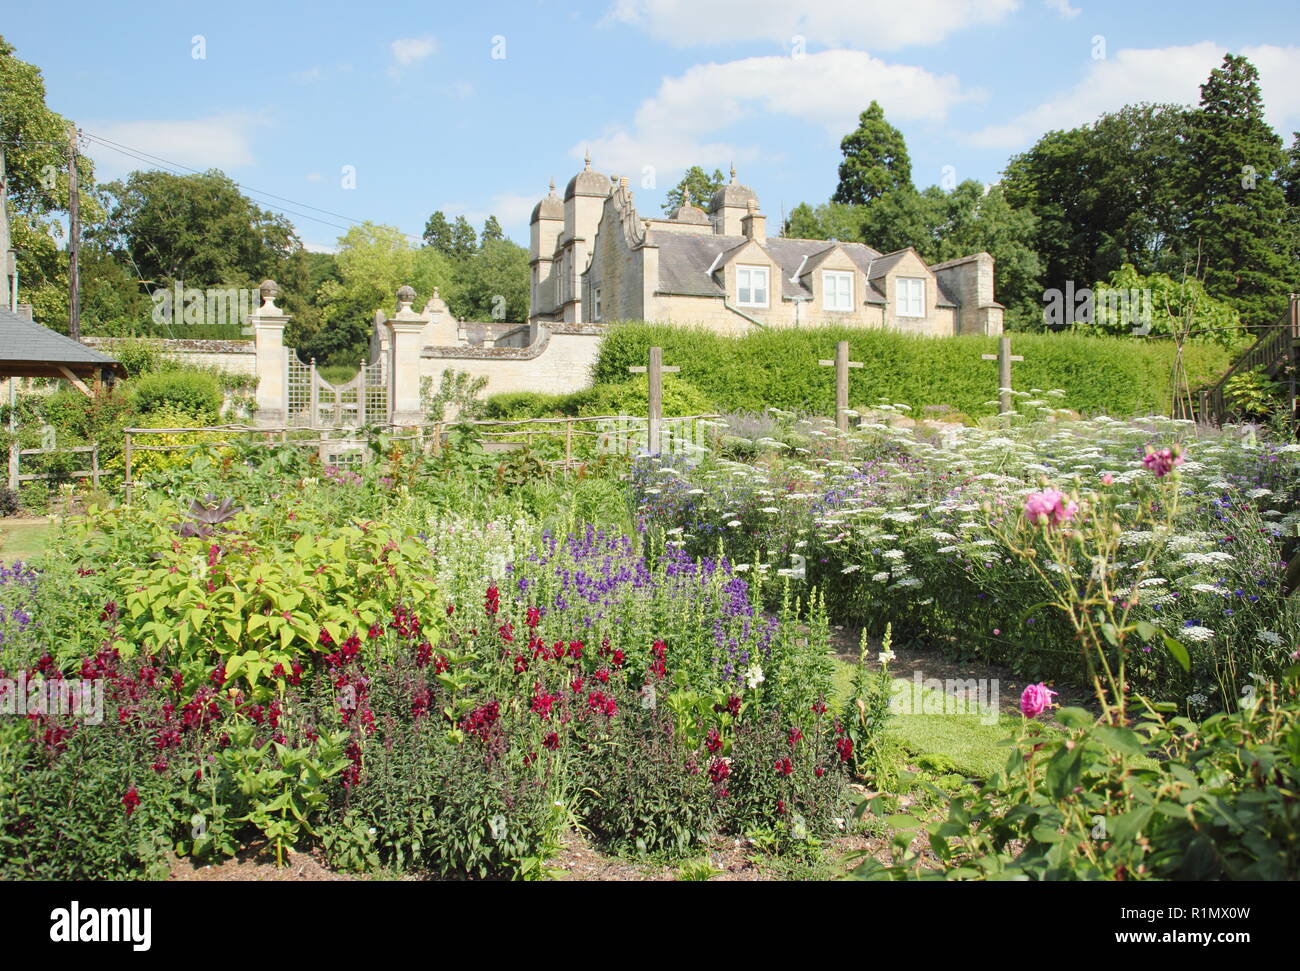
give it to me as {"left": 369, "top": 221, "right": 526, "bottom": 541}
{"left": 1024, "top": 488, "right": 1078, "bottom": 527}
{"left": 1100, "top": 473, "right": 1114, "bottom": 485}
{"left": 1142, "top": 447, "right": 1184, "bottom": 478}
{"left": 1020, "top": 682, "right": 1058, "bottom": 718}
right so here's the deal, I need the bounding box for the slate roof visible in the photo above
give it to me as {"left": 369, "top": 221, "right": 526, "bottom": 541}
{"left": 646, "top": 233, "right": 961, "bottom": 309}
{"left": 0, "top": 306, "right": 124, "bottom": 373}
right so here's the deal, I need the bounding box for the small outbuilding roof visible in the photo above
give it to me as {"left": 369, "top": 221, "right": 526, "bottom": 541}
{"left": 0, "top": 305, "right": 126, "bottom": 381}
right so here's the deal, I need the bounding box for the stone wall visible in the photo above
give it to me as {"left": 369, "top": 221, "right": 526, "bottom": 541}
{"left": 84, "top": 337, "right": 257, "bottom": 377}
{"left": 421, "top": 324, "right": 604, "bottom": 397}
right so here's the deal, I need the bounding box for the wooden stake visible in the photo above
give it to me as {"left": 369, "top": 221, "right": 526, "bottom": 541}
{"left": 981, "top": 336, "right": 1024, "bottom": 415}
{"left": 628, "top": 346, "right": 680, "bottom": 455}
{"left": 818, "top": 341, "right": 863, "bottom": 432}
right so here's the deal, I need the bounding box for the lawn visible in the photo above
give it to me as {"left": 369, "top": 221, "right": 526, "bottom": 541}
{"left": 0, "top": 520, "right": 54, "bottom": 563}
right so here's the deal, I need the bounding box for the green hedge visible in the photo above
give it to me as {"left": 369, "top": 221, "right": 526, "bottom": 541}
{"left": 590, "top": 323, "right": 1233, "bottom": 418}
{"left": 485, "top": 376, "right": 715, "bottom": 420}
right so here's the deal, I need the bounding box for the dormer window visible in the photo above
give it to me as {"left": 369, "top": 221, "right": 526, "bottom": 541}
{"left": 822, "top": 271, "right": 853, "bottom": 312}
{"left": 897, "top": 277, "right": 925, "bottom": 318}
{"left": 737, "top": 265, "right": 769, "bottom": 308}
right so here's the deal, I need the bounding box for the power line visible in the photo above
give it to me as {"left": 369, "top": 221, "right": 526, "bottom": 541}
{"left": 79, "top": 130, "right": 427, "bottom": 245}
{"left": 79, "top": 133, "right": 359, "bottom": 238}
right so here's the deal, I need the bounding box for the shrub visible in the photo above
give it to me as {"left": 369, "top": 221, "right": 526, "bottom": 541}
{"left": 130, "top": 370, "right": 223, "bottom": 420}
{"left": 18, "top": 481, "right": 48, "bottom": 514}
{"left": 593, "top": 323, "right": 1232, "bottom": 420}
{"left": 856, "top": 677, "right": 1300, "bottom": 881}
{"left": 578, "top": 705, "right": 717, "bottom": 857}
{"left": 0, "top": 487, "right": 18, "bottom": 517}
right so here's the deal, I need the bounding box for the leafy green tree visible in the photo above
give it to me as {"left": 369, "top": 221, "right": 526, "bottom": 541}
{"left": 663, "top": 166, "right": 724, "bottom": 213}
{"left": 449, "top": 216, "right": 478, "bottom": 261}
{"left": 0, "top": 35, "right": 102, "bottom": 330}
{"left": 303, "top": 223, "right": 452, "bottom": 364}
{"left": 1003, "top": 104, "right": 1191, "bottom": 297}
{"left": 423, "top": 210, "right": 452, "bottom": 252}
{"left": 782, "top": 201, "right": 868, "bottom": 242}
{"left": 1080, "top": 264, "right": 1243, "bottom": 347}
{"left": 480, "top": 215, "right": 504, "bottom": 245}
{"left": 447, "top": 238, "right": 529, "bottom": 323}
{"left": 832, "top": 101, "right": 912, "bottom": 205}
{"left": 1182, "top": 54, "right": 1297, "bottom": 324}
{"left": 96, "top": 169, "right": 300, "bottom": 290}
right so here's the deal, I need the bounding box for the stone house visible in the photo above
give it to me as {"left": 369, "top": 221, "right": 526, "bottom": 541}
{"left": 528, "top": 158, "right": 1003, "bottom": 337}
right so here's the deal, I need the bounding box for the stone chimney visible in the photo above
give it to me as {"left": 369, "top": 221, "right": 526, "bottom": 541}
{"left": 742, "top": 199, "right": 766, "bottom": 244}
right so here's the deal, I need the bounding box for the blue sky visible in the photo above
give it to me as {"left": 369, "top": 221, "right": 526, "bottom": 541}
{"left": 6, "top": 0, "right": 1299, "bottom": 252}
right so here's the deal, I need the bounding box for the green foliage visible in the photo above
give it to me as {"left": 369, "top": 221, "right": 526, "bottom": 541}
{"left": 485, "top": 376, "right": 717, "bottom": 420}
{"left": 446, "top": 237, "right": 530, "bottom": 323}
{"left": 0, "top": 487, "right": 18, "bottom": 517}
{"left": 579, "top": 706, "right": 717, "bottom": 857}
{"left": 96, "top": 169, "right": 300, "bottom": 291}
{"left": 301, "top": 223, "right": 453, "bottom": 365}
{"left": 833, "top": 101, "right": 912, "bottom": 205}
{"left": 1224, "top": 366, "right": 1284, "bottom": 419}
{"left": 17, "top": 481, "right": 48, "bottom": 514}
{"left": 130, "top": 369, "right": 223, "bottom": 420}
{"left": 663, "top": 166, "right": 725, "bottom": 213}
{"left": 857, "top": 678, "right": 1300, "bottom": 881}
{"left": 1076, "top": 263, "right": 1244, "bottom": 347}
{"left": 843, "top": 627, "right": 895, "bottom": 781}
{"left": 1184, "top": 54, "right": 1299, "bottom": 324}
{"left": 593, "top": 322, "right": 1232, "bottom": 418}
{"left": 422, "top": 369, "right": 489, "bottom": 424}
{"left": 219, "top": 723, "right": 349, "bottom": 867}
{"left": 1004, "top": 103, "right": 1192, "bottom": 293}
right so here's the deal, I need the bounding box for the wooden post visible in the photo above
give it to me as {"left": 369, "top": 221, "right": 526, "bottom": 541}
{"left": 309, "top": 358, "right": 319, "bottom": 428}
{"left": 6, "top": 377, "right": 16, "bottom": 491}
{"left": 981, "top": 336, "right": 1024, "bottom": 416}
{"left": 67, "top": 124, "right": 81, "bottom": 342}
{"left": 91, "top": 443, "right": 99, "bottom": 490}
{"left": 818, "top": 341, "right": 864, "bottom": 432}
{"left": 628, "top": 346, "right": 680, "bottom": 455}
{"left": 565, "top": 420, "right": 573, "bottom": 468}
{"left": 123, "top": 431, "right": 133, "bottom": 504}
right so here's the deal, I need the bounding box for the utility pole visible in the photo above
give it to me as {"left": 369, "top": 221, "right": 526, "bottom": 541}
{"left": 67, "top": 123, "right": 81, "bottom": 341}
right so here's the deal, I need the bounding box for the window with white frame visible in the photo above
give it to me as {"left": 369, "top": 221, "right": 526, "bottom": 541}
{"left": 822, "top": 270, "right": 853, "bottom": 312}
{"left": 896, "top": 277, "right": 925, "bottom": 317}
{"left": 591, "top": 285, "right": 601, "bottom": 321}
{"left": 736, "top": 265, "right": 769, "bottom": 308}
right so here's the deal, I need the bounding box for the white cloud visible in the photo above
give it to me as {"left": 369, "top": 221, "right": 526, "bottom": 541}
{"left": 1044, "top": 0, "right": 1080, "bottom": 18}
{"left": 292, "top": 66, "right": 323, "bottom": 83}
{"left": 448, "top": 193, "right": 539, "bottom": 233}
{"left": 577, "top": 49, "right": 983, "bottom": 175}
{"left": 303, "top": 240, "right": 338, "bottom": 254}
{"left": 389, "top": 36, "right": 438, "bottom": 69}
{"left": 968, "top": 42, "right": 1300, "bottom": 149}
{"left": 606, "top": 0, "right": 1020, "bottom": 50}
{"left": 82, "top": 112, "right": 269, "bottom": 179}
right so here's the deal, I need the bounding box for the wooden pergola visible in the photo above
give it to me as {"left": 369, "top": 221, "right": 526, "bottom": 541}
{"left": 0, "top": 305, "right": 125, "bottom": 395}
